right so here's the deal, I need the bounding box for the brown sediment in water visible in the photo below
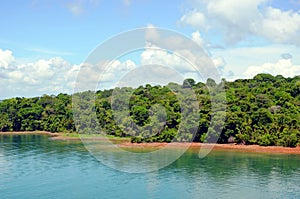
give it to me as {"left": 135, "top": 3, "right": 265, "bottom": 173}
{"left": 1, "top": 132, "right": 299, "bottom": 154}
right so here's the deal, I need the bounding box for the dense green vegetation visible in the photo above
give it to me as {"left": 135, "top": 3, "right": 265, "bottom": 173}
{"left": 0, "top": 74, "right": 299, "bottom": 146}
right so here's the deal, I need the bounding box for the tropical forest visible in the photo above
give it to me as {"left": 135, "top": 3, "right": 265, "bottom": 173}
{"left": 1, "top": 73, "right": 299, "bottom": 147}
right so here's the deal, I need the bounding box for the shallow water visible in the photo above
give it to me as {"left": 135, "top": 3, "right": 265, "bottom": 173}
{"left": 0, "top": 134, "right": 299, "bottom": 198}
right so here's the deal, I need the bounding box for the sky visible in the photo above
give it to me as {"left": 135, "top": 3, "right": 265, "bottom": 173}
{"left": 1, "top": 0, "right": 300, "bottom": 99}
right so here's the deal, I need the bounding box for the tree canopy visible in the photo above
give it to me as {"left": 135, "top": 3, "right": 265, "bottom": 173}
{"left": 1, "top": 73, "right": 299, "bottom": 147}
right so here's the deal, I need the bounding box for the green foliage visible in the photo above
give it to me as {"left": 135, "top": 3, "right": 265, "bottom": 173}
{"left": 131, "top": 136, "right": 143, "bottom": 143}
{"left": 182, "top": 78, "right": 196, "bottom": 88}
{"left": 0, "top": 73, "right": 299, "bottom": 147}
{"left": 0, "top": 94, "right": 75, "bottom": 133}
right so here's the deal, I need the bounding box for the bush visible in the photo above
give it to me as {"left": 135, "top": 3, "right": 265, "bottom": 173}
{"left": 258, "top": 134, "right": 273, "bottom": 146}
{"left": 131, "top": 136, "right": 143, "bottom": 143}
{"left": 277, "top": 133, "right": 298, "bottom": 147}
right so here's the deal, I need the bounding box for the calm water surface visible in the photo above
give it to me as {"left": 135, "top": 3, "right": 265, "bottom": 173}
{"left": 0, "top": 135, "right": 299, "bottom": 199}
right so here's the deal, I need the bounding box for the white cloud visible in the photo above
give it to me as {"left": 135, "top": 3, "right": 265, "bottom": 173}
{"left": 8, "top": 71, "right": 23, "bottom": 80}
{"left": 75, "top": 59, "right": 138, "bottom": 92}
{"left": 180, "top": 0, "right": 300, "bottom": 45}
{"left": 180, "top": 0, "right": 265, "bottom": 43}
{"left": 0, "top": 50, "right": 80, "bottom": 98}
{"left": 139, "top": 43, "right": 223, "bottom": 83}
{"left": 0, "top": 49, "right": 14, "bottom": 69}
{"left": 212, "top": 56, "right": 225, "bottom": 68}
{"left": 141, "top": 44, "right": 196, "bottom": 73}
{"left": 17, "top": 57, "right": 72, "bottom": 84}
{"left": 212, "top": 44, "right": 300, "bottom": 78}
{"left": 99, "top": 59, "right": 137, "bottom": 83}
{"left": 143, "top": 26, "right": 222, "bottom": 81}
{"left": 206, "top": 0, "right": 264, "bottom": 25}
{"left": 0, "top": 47, "right": 137, "bottom": 98}
{"left": 145, "top": 24, "right": 161, "bottom": 43}
{"left": 109, "top": 60, "right": 136, "bottom": 72}
{"left": 180, "top": 10, "right": 206, "bottom": 30}
{"left": 191, "top": 31, "right": 204, "bottom": 47}
{"left": 258, "top": 7, "right": 300, "bottom": 45}
{"left": 244, "top": 58, "right": 300, "bottom": 78}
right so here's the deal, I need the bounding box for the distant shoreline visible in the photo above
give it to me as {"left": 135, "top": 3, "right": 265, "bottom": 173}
{"left": 0, "top": 131, "right": 60, "bottom": 136}
{"left": 1, "top": 131, "right": 299, "bottom": 155}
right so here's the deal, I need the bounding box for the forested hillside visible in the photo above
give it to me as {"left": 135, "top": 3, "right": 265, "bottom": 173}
{"left": 1, "top": 73, "right": 299, "bottom": 146}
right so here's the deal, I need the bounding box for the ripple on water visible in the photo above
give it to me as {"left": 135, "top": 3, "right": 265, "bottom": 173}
{"left": 0, "top": 135, "right": 299, "bottom": 199}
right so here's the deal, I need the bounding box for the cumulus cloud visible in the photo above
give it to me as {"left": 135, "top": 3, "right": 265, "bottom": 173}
{"left": 244, "top": 58, "right": 300, "bottom": 78}
{"left": 180, "top": 0, "right": 300, "bottom": 45}
{"left": 0, "top": 47, "right": 141, "bottom": 98}
{"left": 191, "top": 31, "right": 205, "bottom": 47}
{"left": 211, "top": 44, "right": 300, "bottom": 79}
{"left": 258, "top": 7, "right": 300, "bottom": 44}
{"left": 0, "top": 49, "right": 15, "bottom": 69}
{"left": 139, "top": 43, "right": 224, "bottom": 83}
{"left": 180, "top": 10, "right": 206, "bottom": 30}
{"left": 212, "top": 57, "right": 225, "bottom": 69}
{"left": 141, "top": 44, "right": 196, "bottom": 73}
{"left": 143, "top": 26, "right": 221, "bottom": 81}
{"left": 109, "top": 60, "right": 136, "bottom": 72}
{"left": 74, "top": 59, "right": 138, "bottom": 92}
{"left": 0, "top": 49, "right": 80, "bottom": 98}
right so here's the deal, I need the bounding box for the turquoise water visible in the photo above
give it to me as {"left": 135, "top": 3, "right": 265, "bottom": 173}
{"left": 0, "top": 135, "right": 299, "bottom": 199}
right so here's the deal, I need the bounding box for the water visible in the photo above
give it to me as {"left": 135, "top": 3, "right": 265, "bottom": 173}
{"left": 0, "top": 135, "right": 299, "bottom": 199}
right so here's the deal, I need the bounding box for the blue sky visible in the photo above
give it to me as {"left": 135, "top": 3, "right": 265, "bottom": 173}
{"left": 0, "top": 0, "right": 184, "bottom": 63}
{"left": 1, "top": 0, "right": 300, "bottom": 98}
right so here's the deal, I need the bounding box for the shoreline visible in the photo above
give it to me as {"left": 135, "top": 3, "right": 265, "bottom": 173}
{"left": 118, "top": 142, "right": 300, "bottom": 155}
{"left": 1, "top": 131, "right": 299, "bottom": 155}
{"left": 0, "top": 131, "right": 60, "bottom": 136}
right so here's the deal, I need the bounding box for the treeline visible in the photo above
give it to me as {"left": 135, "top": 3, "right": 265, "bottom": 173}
{"left": 0, "top": 93, "right": 75, "bottom": 133}
{"left": 0, "top": 74, "right": 299, "bottom": 147}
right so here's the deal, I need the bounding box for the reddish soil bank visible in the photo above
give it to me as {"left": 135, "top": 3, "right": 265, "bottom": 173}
{"left": 118, "top": 142, "right": 300, "bottom": 155}
{"left": 1, "top": 132, "right": 299, "bottom": 155}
